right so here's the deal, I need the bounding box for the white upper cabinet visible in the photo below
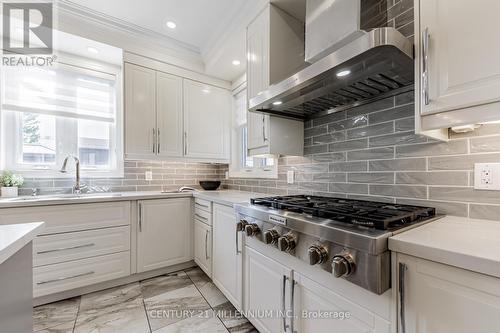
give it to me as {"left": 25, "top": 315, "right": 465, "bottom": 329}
{"left": 183, "top": 79, "right": 231, "bottom": 161}
{"left": 125, "top": 62, "right": 231, "bottom": 162}
{"left": 125, "top": 63, "right": 156, "bottom": 157}
{"left": 246, "top": 4, "right": 305, "bottom": 156}
{"left": 416, "top": 0, "right": 500, "bottom": 137}
{"left": 156, "top": 72, "right": 184, "bottom": 158}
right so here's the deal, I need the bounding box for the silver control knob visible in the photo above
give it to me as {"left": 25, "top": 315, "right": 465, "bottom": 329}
{"left": 308, "top": 245, "right": 328, "bottom": 265}
{"left": 245, "top": 223, "right": 261, "bottom": 237}
{"left": 263, "top": 229, "right": 280, "bottom": 245}
{"left": 236, "top": 219, "right": 248, "bottom": 232}
{"left": 332, "top": 253, "right": 355, "bottom": 278}
{"left": 278, "top": 234, "right": 296, "bottom": 252}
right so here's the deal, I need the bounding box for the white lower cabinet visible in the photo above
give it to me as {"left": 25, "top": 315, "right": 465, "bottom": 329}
{"left": 244, "top": 244, "right": 390, "bottom": 333}
{"left": 244, "top": 246, "right": 292, "bottom": 333}
{"left": 396, "top": 253, "right": 500, "bottom": 333}
{"left": 137, "top": 198, "right": 193, "bottom": 273}
{"left": 212, "top": 203, "right": 243, "bottom": 310}
{"left": 193, "top": 219, "right": 212, "bottom": 277}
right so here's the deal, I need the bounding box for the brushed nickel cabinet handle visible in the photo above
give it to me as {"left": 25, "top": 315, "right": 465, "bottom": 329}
{"left": 205, "top": 230, "right": 209, "bottom": 260}
{"left": 37, "top": 243, "right": 95, "bottom": 254}
{"left": 184, "top": 132, "right": 188, "bottom": 155}
{"left": 37, "top": 271, "right": 95, "bottom": 285}
{"left": 290, "top": 278, "right": 297, "bottom": 333}
{"left": 152, "top": 128, "right": 157, "bottom": 154}
{"left": 157, "top": 128, "right": 160, "bottom": 153}
{"left": 399, "top": 262, "right": 408, "bottom": 333}
{"left": 235, "top": 227, "right": 241, "bottom": 255}
{"left": 281, "top": 275, "right": 290, "bottom": 332}
{"left": 195, "top": 214, "right": 208, "bottom": 221}
{"left": 422, "top": 28, "right": 430, "bottom": 106}
{"left": 138, "top": 202, "right": 143, "bottom": 232}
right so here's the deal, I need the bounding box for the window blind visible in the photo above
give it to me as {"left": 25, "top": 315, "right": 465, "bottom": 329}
{"left": 2, "top": 63, "right": 116, "bottom": 123}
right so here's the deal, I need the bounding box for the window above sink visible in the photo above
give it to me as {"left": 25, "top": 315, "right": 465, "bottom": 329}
{"left": 0, "top": 31, "right": 124, "bottom": 178}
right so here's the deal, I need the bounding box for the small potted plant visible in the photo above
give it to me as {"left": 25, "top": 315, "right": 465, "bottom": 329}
{"left": 0, "top": 171, "right": 24, "bottom": 198}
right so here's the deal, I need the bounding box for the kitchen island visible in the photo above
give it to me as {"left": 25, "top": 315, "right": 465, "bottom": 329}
{"left": 0, "top": 222, "right": 44, "bottom": 333}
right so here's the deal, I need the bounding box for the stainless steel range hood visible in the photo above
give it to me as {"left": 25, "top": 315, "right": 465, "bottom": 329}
{"left": 248, "top": 27, "right": 414, "bottom": 120}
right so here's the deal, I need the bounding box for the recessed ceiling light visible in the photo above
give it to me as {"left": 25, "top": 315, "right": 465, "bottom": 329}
{"left": 202, "top": 88, "right": 211, "bottom": 94}
{"left": 232, "top": 60, "right": 241, "bottom": 66}
{"left": 273, "top": 101, "right": 283, "bottom": 106}
{"left": 87, "top": 46, "right": 99, "bottom": 54}
{"left": 166, "top": 21, "right": 177, "bottom": 29}
{"left": 336, "top": 70, "right": 351, "bottom": 77}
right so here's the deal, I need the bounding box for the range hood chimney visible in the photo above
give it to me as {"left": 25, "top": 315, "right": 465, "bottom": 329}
{"left": 249, "top": 0, "right": 414, "bottom": 120}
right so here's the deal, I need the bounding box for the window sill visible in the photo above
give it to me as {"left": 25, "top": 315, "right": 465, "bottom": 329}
{"left": 228, "top": 168, "right": 278, "bottom": 179}
{"left": 3, "top": 168, "right": 124, "bottom": 179}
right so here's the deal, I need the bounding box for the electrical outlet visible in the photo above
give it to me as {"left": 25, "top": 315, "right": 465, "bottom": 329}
{"left": 145, "top": 171, "right": 153, "bottom": 181}
{"left": 474, "top": 163, "right": 500, "bottom": 190}
{"left": 287, "top": 170, "right": 295, "bottom": 184}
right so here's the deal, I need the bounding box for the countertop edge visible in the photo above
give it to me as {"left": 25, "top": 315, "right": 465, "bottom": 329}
{"left": 0, "top": 190, "right": 260, "bottom": 208}
{"left": 389, "top": 217, "right": 500, "bottom": 279}
{"left": 0, "top": 222, "right": 45, "bottom": 265}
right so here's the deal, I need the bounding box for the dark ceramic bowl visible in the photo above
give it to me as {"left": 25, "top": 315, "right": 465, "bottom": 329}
{"left": 199, "top": 181, "right": 221, "bottom": 191}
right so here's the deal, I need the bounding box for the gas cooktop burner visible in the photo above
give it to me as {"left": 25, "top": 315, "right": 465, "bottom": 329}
{"left": 250, "top": 195, "right": 436, "bottom": 230}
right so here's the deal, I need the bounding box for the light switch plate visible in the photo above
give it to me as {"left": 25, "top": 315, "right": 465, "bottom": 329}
{"left": 287, "top": 170, "right": 295, "bottom": 184}
{"left": 225, "top": 171, "right": 229, "bottom": 180}
{"left": 474, "top": 163, "right": 500, "bottom": 190}
{"left": 145, "top": 171, "right": 153, "bottom": 181}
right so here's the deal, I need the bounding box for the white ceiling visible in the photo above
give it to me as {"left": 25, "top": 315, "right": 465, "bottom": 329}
{"left": 65, "top": 0, "right": 260, "bottom": 81}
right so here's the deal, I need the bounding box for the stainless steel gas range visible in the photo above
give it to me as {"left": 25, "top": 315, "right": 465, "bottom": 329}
{"left": 235, "top": 195, "right": 442, "bottom": 294}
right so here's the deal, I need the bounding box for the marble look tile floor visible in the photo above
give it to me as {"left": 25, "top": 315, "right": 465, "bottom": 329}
{"left": 33, "top": 267, "right": 258, "bottom": 333}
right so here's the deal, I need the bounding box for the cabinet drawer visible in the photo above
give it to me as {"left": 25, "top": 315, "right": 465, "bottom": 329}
{"left": 194, "top": 207, "right": 211, "bottom": 226}
{"left": 0, "top": 202, "right": 130, "bottom": 235}
{"left": 33, "top": 226, "right": 131, "bottom": 267}
{"left": 33, "top": 252, "right": 130, "bottom": 298}
{"left": 194, "top": 198, "right": 212, "bottom": 213}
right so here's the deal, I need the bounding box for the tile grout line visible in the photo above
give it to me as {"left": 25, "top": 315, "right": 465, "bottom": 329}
{"left": 71, "top": 297, "right": 81, "bottom": 333}
{"left": 184, "top": 268, "right": 231, "bottom": 333}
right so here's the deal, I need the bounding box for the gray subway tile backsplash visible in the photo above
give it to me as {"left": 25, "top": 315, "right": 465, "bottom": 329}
{"left": 396, "top": 140, "right": 468, "bottom": 157}
{"left": 369, "top": 158, "right": 426, "bottom": 171}
{"left": 428, "top": 153, "right": 500, "bottom": 171}
{"left": 396, "top": 171, "right": 469, "bottom": 186}
{"left": 369, "top": 103, "right": 414, "bottom": 124}
{"left": 470, "top": 136, "right": 500, "bottom": 153}
{"left": 347, "top": 147, "right": 395, "bottom": 161}
{"left": 368, "top": 131, "right": 427, "bottom": 147}
{"left": 347, "top": 122, "right": 394, "bottom": 139}
{"left": 348, "top": 172, "right": 394, "bottom": 184}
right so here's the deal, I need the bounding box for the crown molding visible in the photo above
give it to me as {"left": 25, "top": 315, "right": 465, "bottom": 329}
{"left": 201, "top": 0, "right": 268, "bottom": 65}
{"left": 56, "top": 0, "right": 202, "bottom": 58}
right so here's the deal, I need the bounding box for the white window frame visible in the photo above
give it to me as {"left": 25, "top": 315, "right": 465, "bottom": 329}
{"left": 0, "top": 52, "right": 124, "bottom": 178}
{"left": 229, "top": 83, "right": 277, "bottom": 179}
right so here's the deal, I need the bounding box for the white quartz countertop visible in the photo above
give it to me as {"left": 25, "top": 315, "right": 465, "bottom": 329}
{"left": 193, "top": 190, "right": 265, "bottom": 207}
{"left": 0, "top": 190, "right": 261, "bottom": 208}
{"left": 389, "top": 216, "right": 500, "bottom": 278}
{"left": 0, "top": 222, "right": 45, "bottom": 265}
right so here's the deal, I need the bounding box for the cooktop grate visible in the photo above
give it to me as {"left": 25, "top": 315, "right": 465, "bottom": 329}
{"left": 250, "top": 195, "right": 436, "bottom": 230}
